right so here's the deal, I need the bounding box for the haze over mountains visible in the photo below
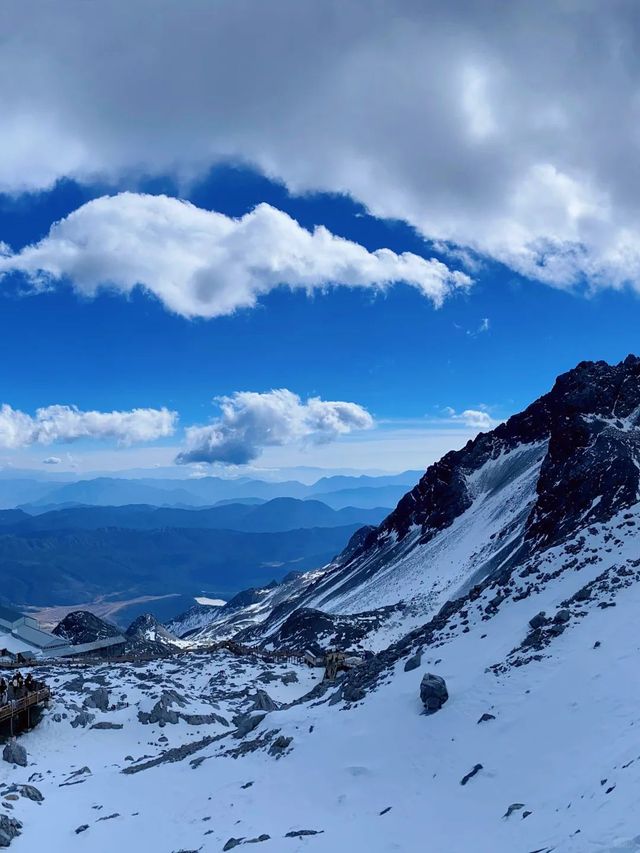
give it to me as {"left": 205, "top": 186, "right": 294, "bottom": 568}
{"left": 0, "top": 470, "right": 420, "bottom": 512}
{"left": 0, "top": 471, "right": 415, "bottom": 625}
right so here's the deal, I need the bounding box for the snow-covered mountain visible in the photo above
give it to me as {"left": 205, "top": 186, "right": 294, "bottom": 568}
{"left": 178, "top": 355, "right": 640, "bottom": 653}
{"left": 6, "top": 356, "right": 640, "bottom": 852}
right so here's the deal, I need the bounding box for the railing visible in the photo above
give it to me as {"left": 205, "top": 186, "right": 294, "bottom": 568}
{"left": 0, "top": 687, "right": 50, "bottom": 724}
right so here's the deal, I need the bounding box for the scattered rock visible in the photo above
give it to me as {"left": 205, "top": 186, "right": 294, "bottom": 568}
{"left": 9, "top": 785, "right": 43, "bottom": 803}
{"left": 75, "top": 825, "right": 89, "bottom": 834}
{"left": 554, "top": 609, "right": 571, "bottom": 624}
{"left": 420, "top": 673, "right": 448, "bottom": 714}
{"left": 91, "top": 722, "right": 123, "bottom": 730}
{"left": 223, "top": 839, "right": 243, "bottom": 851}
{"left": 460, "top": 764, "right": 483, "bottom": 786}
{"left": 503, "top": 803, "right": 525, "bottom": 819}
{"left": 284, "top": 829, "right": 324, "bottom": 838}
{"left": 477, "top": 713, "right": 495, "bottom": 724}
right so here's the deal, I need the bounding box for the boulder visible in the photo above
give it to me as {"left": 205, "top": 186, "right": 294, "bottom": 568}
{"left": 71, "top": 711, "right": 95, "bottom": 729}
{"left": 404, "top": 651, "right": 422, "bottom": 672}
{"left": 528, "top": 612, "right": 547, "bottom": 630}
{"left": 84, "top": 687, "right": 110, "bottom": 712}
{"left": 554, "top": 608, "right": 571, "bottom": 624}
{"left": 0, "top": 814, "right": 22, "bottom": 847}
{"left": 137, "top": 690, "right": 185, "bottom": 726}
{"left": 420, "top": 673, "right": 448, "bottom": 714}
{"left": 251, "top": 690, "right": 279, "bottom": 712}
{"left": 2, "top": 741, "right": 27, "bottom": 767}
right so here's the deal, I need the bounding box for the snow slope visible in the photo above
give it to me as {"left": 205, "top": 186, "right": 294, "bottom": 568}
{"left": 5, "top": 502, "right": 640, "bottom": 852}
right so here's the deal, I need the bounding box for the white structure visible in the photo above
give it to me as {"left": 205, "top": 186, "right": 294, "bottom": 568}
{"left": 0, "top": 605, "right": 66, "bottom": 657}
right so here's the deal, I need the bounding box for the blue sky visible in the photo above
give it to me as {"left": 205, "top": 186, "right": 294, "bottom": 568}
{"left": 1, "top": 164, "right": 637, "bottom": 475}
{"left": 2, "top": 2, "right": 640, "bottom": 475}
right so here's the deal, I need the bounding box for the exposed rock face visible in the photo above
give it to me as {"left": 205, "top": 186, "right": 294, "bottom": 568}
{"left": 420, "top": 673, "right": 449, "bottom": 714}
{"left": 250, "top": 690, "right": 280, "bottom": 712}
{"left": 138, "top": 690, "right": 186, "bottom": 726}
{"left": 53, "top": 610, "right": 121, "bottom": 644}
{"left": 125, "top": 613, "right": 178, "bottom": 645}
{"left": 246, "top": 604, "right": 402, "bottom": 654}
{"left": 2, "top": 741, "right": 27, "bottom": 767}
{"left": 356, "top": 354, "right": 640, "bottom": 556}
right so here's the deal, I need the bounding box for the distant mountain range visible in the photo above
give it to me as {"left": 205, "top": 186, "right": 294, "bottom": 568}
{"left": 0, "top": 498, "right": 388, "bottom": 534}
{"left": 0, "top": 470, "right": 420, "bottom": 511}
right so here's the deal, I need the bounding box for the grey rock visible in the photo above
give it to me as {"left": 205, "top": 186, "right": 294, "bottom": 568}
{"left": 9, "top": 784, "right": 43, "bottom": 803}
{"left": 138, "top": 691, "right": 185, "bottom": 726}
{"left": 404, "top": 651, "right": 422, "bottom": 672}
{"left": 223, "top": 839, "right": 243, "bottom": 851}
{"left": 503, "top": 803, "right": 525, "bottom": 819}
{"left": 251, "top": 690, "right": 280, "bottom": 712}
{"left": 477, "top": 713, "right": 496, "bottom": 724}
{"left": 420, "top": 673, "right": 449, "bottom": 714}
{"left": 71, "top": 711, "right": 95, "bottom": 729}
{"left": 2, "top": 741, "right": 27, "bottom": 768}
{"left": 528, "top": 612, "right": 547, "bottom": 630}
{"left": 0, "top": 814, "right": 22, "bottom": 847}
{"left": 233, "top": 713, "right": 266, "bottom": 739}
{"left": 84, "top": 687, "right": 110, "bottom": 712}
{"left": 180, "top": 712, "right": 228, "bottom": 727}
{"left": 342, "top": 685, "right": 365, "bottom": 703}
{"left": 284, "top": 829, "right": 324, "bottom": 838}
{"left": 554, "top": 608, "right": 571, "bottom": 624}
{"left": 460, "top": 763, "right": 483, "bottom": 786}
{"left": 269, "top": 735, "right": 292, "bottom": 757}
{"left": 90, "top": 721, "right": 123, "bottom": 730}
{"left": 75, "top": 825, "right": 89, "bottom": 835}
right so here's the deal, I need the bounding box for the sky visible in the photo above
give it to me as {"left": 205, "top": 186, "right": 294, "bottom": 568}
{"left": 1, "top": 1, "right": 640, "bottom": 476}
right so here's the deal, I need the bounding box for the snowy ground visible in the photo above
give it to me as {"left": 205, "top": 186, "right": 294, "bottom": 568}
{"left": 4, "top": 507, "right": 640, "bottom": 851}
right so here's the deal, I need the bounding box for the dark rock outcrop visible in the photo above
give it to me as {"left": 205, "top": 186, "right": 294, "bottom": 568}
{"left": 53, "top": 611, "right": 121, "bottom": 644}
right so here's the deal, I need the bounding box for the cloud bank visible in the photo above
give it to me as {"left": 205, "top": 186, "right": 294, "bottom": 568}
{"left": 0, "top": 404, "right": 177, "bottom": 449}
{"left": 0, "top": 194, "right": 469, "bottom": 317}
{"left": 2, "top": 2, "right": 640, "bottom": 291}
{"left": 176, "top": 389, "right": 374, "bottom": 465}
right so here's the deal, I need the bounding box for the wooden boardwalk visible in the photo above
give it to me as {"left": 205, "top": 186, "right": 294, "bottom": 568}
{"left": 0, "top": 687, "right": 51, "bottom": 733}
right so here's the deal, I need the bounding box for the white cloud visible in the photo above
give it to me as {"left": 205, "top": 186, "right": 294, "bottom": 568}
{"left": 0, "top": 193, "right": 470, "bottom": 317}
{"left": 42, "top": 456, "right": 61, "bottom": 465}
{"left": 443, "top": 407, "right": 498, "bottom": 431}
{"left": 1, "top": 3, "right": 640, "bottom": 291}
{"left": 0, "top": 403, "right": 177, "bottom": 449}
{"left": 176, "top": 389, "right": 374, "bottom": 465}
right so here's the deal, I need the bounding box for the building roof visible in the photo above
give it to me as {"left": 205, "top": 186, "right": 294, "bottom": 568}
{"left": 13, "top": 623, "right": 66, "bottom": 649}
{"left": 47, "top": 635, "right": 126, "bottom": 657}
